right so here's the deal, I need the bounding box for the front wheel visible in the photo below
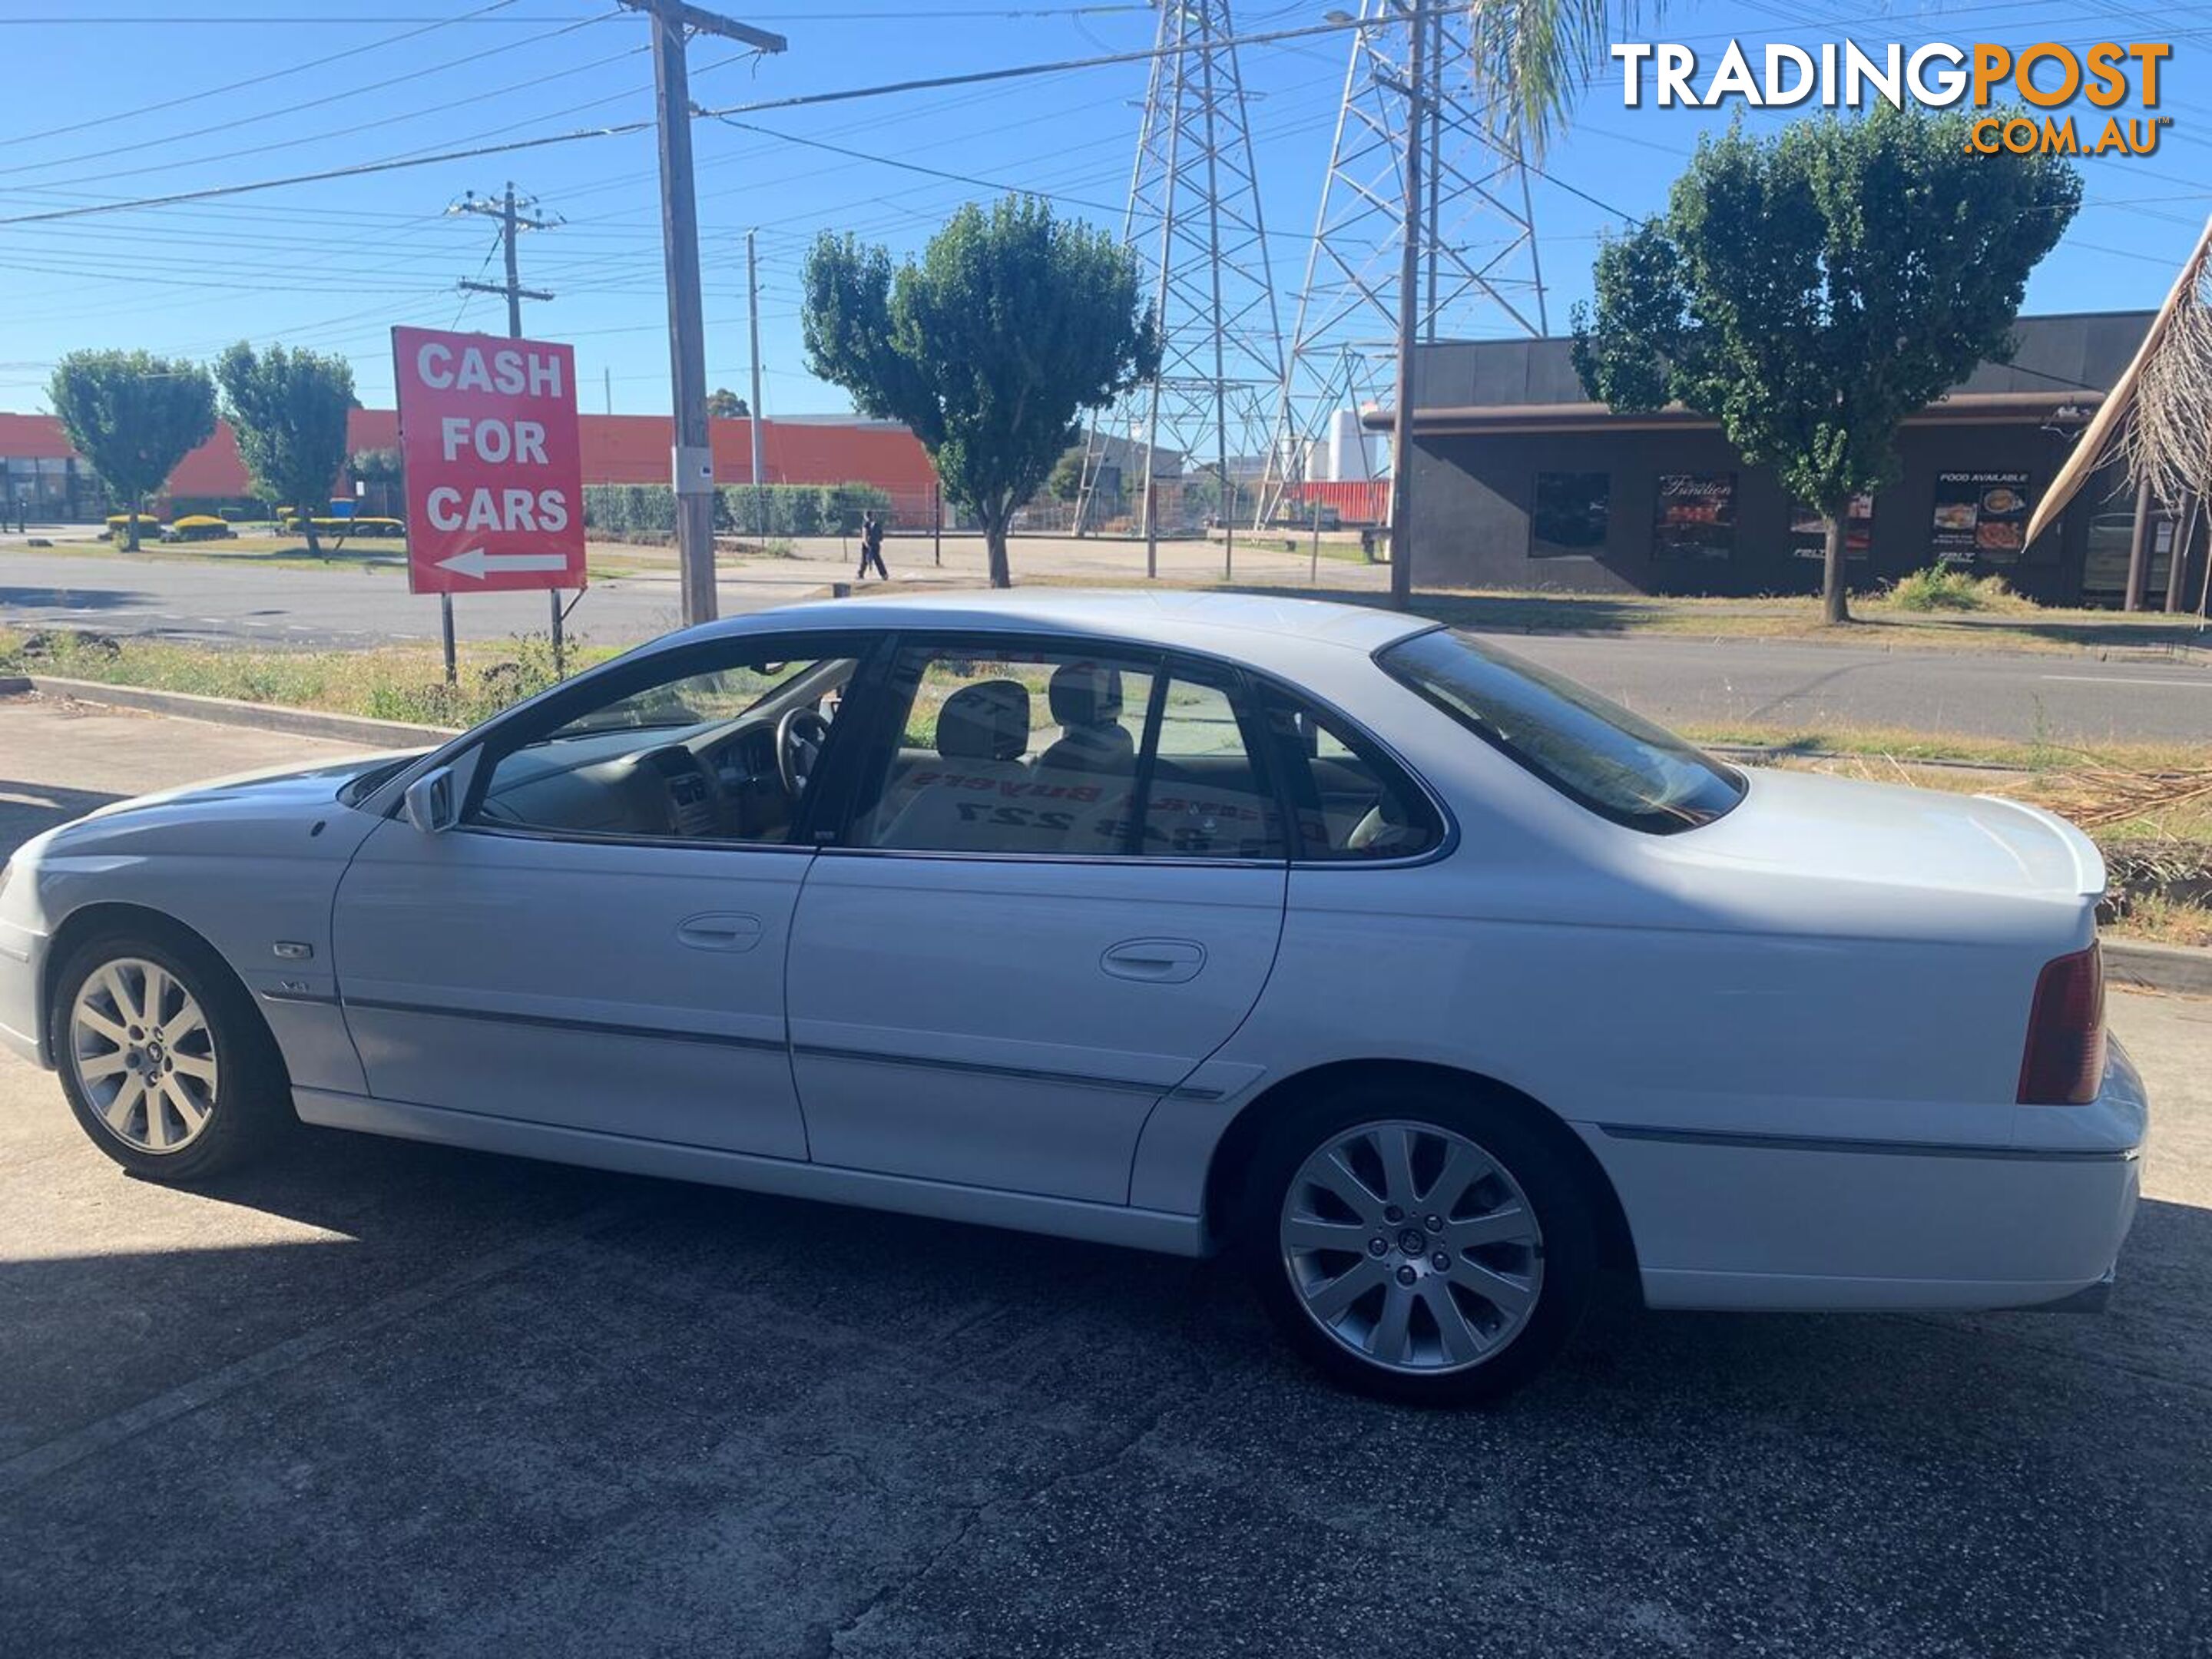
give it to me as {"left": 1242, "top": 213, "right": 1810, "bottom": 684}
{"left": 49, "top": 930, "right": 290, "bottom": 1184}
{"left": 1240, "top": 1082, "right": 1598, "bottom": 1406}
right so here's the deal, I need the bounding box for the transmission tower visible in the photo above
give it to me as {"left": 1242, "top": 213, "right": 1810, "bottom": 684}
{"left": 1257, "top": 0, "right": 1549, "bottom": 525}
{"left": 1074, "top": 0, "right": 1285, "bottom": 571}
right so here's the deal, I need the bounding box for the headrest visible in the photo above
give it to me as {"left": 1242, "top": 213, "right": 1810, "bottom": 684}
{"left": 1048, "top": 661, "right": 1124, "bottom": 729}
{"left": 937, "top": 680, "right": 1030, "bottom": 761}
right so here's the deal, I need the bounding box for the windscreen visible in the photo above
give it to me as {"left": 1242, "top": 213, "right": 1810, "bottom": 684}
{"left": 1378, "top": 627, "right": 1746, "bottom": 834}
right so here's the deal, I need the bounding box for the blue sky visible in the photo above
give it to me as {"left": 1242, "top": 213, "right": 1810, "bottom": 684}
{"left": 0, "top": 0, "right": 2205, "bottom": 420}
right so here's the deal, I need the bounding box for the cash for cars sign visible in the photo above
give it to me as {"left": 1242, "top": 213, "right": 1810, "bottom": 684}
{"left": 392, "top": 326, "right": 586, "bottom": 594}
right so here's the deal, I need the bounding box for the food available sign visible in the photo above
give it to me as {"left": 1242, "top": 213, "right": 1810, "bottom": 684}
{"left": 392, "top": 326, "right": 586, "bottom": 594}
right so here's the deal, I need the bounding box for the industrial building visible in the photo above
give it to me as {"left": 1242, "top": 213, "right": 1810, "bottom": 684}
{"left": 1379, "top": 310, "right": 2200, "bottom": 610}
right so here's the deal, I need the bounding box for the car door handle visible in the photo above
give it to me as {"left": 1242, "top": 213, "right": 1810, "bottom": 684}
{"left": 676, "top": 912, "right": 765, "bottom": 952}
{"left": 1101, "top": 938, "right": 1207, "bottom": 984}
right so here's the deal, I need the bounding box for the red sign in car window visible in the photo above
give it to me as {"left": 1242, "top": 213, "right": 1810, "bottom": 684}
{"left": 392, "top": 326, "right": 587, "bottom": 594}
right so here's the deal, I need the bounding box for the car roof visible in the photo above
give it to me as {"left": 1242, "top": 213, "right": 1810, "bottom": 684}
{"left": 687, "top": 588, "right": 1434, "bottom": 661}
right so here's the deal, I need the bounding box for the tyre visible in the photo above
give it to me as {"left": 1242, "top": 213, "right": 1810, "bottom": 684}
{"left": 1239, "top": 1079, "right": 1598, "bottom": 1406}
{"left": 48, "top": 928, "right": 291, "bottom": 1184}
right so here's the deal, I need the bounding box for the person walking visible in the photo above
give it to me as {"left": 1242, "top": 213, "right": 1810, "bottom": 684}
{"left": 856, "top": 511, "right": 889, "bottom": 581}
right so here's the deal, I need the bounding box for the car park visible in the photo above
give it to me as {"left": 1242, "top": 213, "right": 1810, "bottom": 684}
{"left": 0, "top": 591, "right": 2146, "bottom": 1402}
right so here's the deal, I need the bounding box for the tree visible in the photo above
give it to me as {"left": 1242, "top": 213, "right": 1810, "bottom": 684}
{"left": 1046, "top": 444, "right": 1087, "bottom": 502}
{"left": 47, "top": 350, "right": 215, "bottom": 551}
{"left": 1573, "top": 108, "right": 2080, "bottom": 623}
{"left": 802, "top": 197, "right": 1157, "bottom": 587}
{"left": 215, "top": 343, "right": 356, "bottom": 555}
{"left": 706, "top": 388, "right": 750, "bottom": 419}
{"left": 1472, "top": 0, "right": 1666, "bottom": 154}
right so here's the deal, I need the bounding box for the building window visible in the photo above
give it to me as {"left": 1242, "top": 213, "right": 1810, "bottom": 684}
{"left": 1931, "top": 471, "right": 2032, "bottom": 565}
{"left": 1790, "top": 493, "right": 1875, "bottom": 562}
{"left": 1652, "top": 472, "right": 1737, "bottom": 560}
{"left": 1530, "top": 471, "right": 1609, "bottom": 558}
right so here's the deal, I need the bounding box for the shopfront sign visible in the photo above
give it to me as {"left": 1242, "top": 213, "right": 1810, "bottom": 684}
{"left": 1931, "top": 471, "right": 2032, "bottom": 564}
{"left": 1652, "top": 472, "right": 1737, "bottom": 560}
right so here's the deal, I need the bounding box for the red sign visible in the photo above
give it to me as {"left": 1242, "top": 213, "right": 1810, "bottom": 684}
{"left": 392, "top": 326, "right": 587, "bottom": 594}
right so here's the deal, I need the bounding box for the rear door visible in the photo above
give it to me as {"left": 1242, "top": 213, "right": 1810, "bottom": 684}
{"left": 783, "top": 637, "right": 1290, "bottom": 1204}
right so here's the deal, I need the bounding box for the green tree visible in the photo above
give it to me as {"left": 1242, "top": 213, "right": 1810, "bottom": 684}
{"left": 215, "top": 343, "right": 356, "bottom": 555}
{"left": 802, "top": 197, "right": 1157, "bottom": 587}
{"left": 1046, "top": 444, "right": 1087, "bottom": 502}
{"left": 1573, "top": 108, "right": 2080, "bottom": 623}
{"left": 705, "top": 388, "right": 750, "bottom": 419}
{"left": 1472, "top": 0, "right": 1663, "bottom": 154}
{"left": 46, "top": 349, "right": 216, "bottom": 551}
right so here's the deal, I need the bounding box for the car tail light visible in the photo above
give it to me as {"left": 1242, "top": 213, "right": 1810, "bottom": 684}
{"left": 2018, "top": 942, "right": 2106, "bottom": 1105}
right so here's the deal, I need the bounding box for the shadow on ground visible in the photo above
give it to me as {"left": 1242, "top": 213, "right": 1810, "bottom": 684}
{"left": 1, "top": 1118, "right": 2203, "bottom": 1658}
{"left": 0, "top": 585, "right": 146, "bottom": 611}
{"left": 0, "top": 777, "right": 123, "bottom": 856}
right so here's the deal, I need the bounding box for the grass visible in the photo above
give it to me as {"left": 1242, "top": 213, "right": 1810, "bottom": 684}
{"left": 1884, "top": 566, "right": 2035, "bottom": 614}
{"left": 1017, "top": 577, "right": 2209, "bottom": 658}
{"left": 27, "top": 529, "right": 409, "bottom": 575}
{"left": 2104, "top": 891, "right": 2212, "bottom": 948}
{"left": 0, "top": 624, "right": 617, "bottom": 729}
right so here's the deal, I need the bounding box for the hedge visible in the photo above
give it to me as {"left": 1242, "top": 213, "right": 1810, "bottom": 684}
{"left": 582, "top": 482, "right": 894, "bottom": 540}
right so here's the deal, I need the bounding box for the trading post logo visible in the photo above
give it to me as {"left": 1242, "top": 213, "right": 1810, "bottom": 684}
{"left": 1611, "top": 41, "right": 2172, "bottom": 155}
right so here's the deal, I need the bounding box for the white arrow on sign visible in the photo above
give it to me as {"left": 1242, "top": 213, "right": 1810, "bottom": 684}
{"left": 437, "top": 546, "right": 569, "bottom": 579}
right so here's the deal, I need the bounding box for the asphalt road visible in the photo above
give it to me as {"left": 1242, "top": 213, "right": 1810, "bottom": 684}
{"left": 2, "top": 701, "right": 2210, "bottom": 1656}
{"left": 5, "top": 543, "right": 2210, "bottom": 743}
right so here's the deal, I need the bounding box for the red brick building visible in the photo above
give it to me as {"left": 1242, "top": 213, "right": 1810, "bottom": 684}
{"left": 0, "top": 410, "right": 939, "bottom": 522}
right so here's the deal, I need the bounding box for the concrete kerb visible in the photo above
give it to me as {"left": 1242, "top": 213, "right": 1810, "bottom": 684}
{"left": 2104, "top": 939, "right": 2212, "bottom": 999}
{"left": 18, "top": 675, "right": 457, "bottom": 749}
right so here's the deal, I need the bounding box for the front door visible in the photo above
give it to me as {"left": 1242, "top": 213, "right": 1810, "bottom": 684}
{"left": 784, "top": 638, "right": 1290, "bottom": 1204}
{"left": 333, "top": 633, "right": 869, "bottom": 1157}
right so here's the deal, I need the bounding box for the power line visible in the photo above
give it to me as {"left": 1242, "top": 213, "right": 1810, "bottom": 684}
{"left": 0, "top": 9, "right": 625, "bottom": 186}
{"left": 710, "top": 116, "right": 1127, "bottom": 215}
{"left": 0, "top": 0, "right": 523, "bottom": 151}
{"left": 0, "top": 12, "right": 1381, "bottom": 229}
{"left": 0, "top": 5, "right": 1151, "bottom": 18}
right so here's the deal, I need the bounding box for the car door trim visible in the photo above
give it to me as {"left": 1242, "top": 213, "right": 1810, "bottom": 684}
{"left": 1596, "top": 1123, "right": 2140, "bottom": 1163}
{"left": 790, "top": 1041, "right": 1226, "bottom": 1101}
{"left": 342, "top": 995, "right": 786, "bottom": 1054}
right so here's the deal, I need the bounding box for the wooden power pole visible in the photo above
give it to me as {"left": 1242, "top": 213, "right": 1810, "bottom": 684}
{"left": 619, "top": 0, "right": 788, "bottom": 627}
{"left": 452, "top": 182, "right": 565, "bottom": 667}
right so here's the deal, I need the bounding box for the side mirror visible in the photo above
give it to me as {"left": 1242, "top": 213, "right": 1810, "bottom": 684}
{"left": 401, "top": 767, "right": 459, "bottom": 835}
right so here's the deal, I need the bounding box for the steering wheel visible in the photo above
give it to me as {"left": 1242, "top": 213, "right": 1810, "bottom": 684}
{"left": 777, "top": 706, "right": 833, "bottom": 799}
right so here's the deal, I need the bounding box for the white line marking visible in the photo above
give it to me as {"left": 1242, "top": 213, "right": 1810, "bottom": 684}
{"left": 2038, "top": 674, "right": 2212, "bottom": 687}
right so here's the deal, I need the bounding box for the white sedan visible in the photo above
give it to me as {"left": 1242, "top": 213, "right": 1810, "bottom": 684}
{"left": 0, "top": 592, "right": 2145, "bottom": 1403}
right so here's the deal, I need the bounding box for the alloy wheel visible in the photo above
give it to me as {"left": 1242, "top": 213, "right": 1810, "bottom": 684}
{"left": 68, "top": 957, "right": 220, "bottom": 1155}
{"left": 1280, "top": 1119, "right": 1544, "bottom": 1375}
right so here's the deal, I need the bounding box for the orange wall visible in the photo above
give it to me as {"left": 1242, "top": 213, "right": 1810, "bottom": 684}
{"left": 4, "top": 409, "right": 939, "bottom": 502}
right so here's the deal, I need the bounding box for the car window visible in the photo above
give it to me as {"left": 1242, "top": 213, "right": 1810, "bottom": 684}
{"left": 1141, "top": 673, "right": 1286, "bottom": 859}
{"left": 1260, "top": 691, "right": 1442, "bottom": 861}
{"left": 1378, "top": 626, "right": 1744, "bottom": 834}
{"left": 853, "top": 646, "right": 1158, "bottom": 856}
{"left": 846, "top": 646, "right": 1285, "bottom": 860}
{"left": 471, "top": 644, "right": 859, "bottom": 844}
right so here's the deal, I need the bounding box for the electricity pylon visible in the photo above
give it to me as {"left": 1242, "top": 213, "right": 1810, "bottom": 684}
{"left": 1257, "top": 0, "right": 1549, "bottom": 527}
{"left": 1073, "top": 0, "right": 1286, "bottom": 575}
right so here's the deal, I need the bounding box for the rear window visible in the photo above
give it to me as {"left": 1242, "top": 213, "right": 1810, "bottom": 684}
{"left": 1378, "top": 627, "right": 1745, "bottom": 834}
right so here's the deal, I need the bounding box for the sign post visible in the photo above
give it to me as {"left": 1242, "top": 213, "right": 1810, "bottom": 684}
{"left": 392, "top": 326, "right": 587, "bottom": 675}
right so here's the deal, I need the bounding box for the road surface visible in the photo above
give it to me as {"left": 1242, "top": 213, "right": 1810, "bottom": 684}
{"left": 4, "top": 545, "right": 2210, "bottom": 743}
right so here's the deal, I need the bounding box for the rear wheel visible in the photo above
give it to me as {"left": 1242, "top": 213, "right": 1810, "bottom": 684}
{"left": 1240, "top": 1080, "right": 1598, "bottom": 1405}
{"left": 49, "top": 929, "right": 290, "bottom": 1184}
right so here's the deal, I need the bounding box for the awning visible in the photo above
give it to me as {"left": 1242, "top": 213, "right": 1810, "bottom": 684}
{"left": 1363, "top": 389, "right": 2102, "bottom": 436}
